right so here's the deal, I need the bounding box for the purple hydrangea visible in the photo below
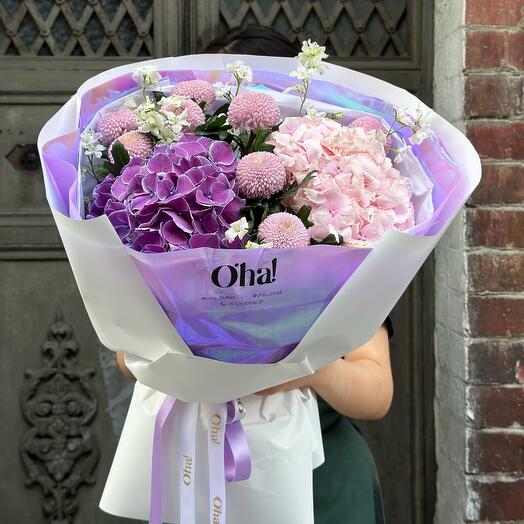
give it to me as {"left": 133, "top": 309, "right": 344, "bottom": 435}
{"left": 87, "top": 134, "right": 244, "bottom": 253}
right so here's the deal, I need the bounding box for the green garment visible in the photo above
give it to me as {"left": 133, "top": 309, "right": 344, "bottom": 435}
{"left": 313, "top": 317, "right": 392, "bottom": 523}
{"left": 313, "top": 398, "right": 385, "bottom": 524}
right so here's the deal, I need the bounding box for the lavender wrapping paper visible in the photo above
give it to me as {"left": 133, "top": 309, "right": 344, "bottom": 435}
{"left": 39, "top": 54, "right": 481, "bottom": 524}
{"left": 40, "top": 54, "right": 479, "bottom": 402}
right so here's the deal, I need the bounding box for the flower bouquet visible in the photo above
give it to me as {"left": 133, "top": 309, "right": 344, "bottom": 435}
{"left": 39, "top": 42, "right": 480, "bottom": 524}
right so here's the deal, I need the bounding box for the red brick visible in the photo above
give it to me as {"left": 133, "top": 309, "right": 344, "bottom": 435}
{"left": 468, "top": 253, "right": 524, "bottom": 292}
{"left": 468, "top": 163, "right": 524, "bottom": 205}
{"left": 467, "top": 121, "right": 524, "bottom": 160}
{"left": 465, "top": 75, "right": 523, "bottom": 118}
{"left": 467, "top": 209, "right": 524, "bottom": 247}
{"left": 468, "top": 296, "right": 524, "bottom": 336}
{"left": 467, "top": 431, "right": 524, "bottom": 474}
{"left": 466, "top": 30, "right": 507, "bottom": 69}
{"left": 466, "top": 0, "right": 523, "bottom": 26}
{"left": 508, "top": 30, "right": 524, "bottom": 70}
{"left": 470, "top": 479, "right": 524, "bottom": 521}
{"left": 468, "top": 386, "right": 524, "bottom": 428}
{"left": 468, "top": 341, "right": 524, "bottom": 384}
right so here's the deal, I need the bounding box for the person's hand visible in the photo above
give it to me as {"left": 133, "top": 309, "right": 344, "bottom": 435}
{"left": 255, "top": 364, "right": 331, "bottom": 395}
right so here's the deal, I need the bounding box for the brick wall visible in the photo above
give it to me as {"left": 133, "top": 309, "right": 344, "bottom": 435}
{"left": 434, "top": 0, "right": 524, "bottom": 522}
{"left": 464, "top": 0, "right": 523, "bottom": 522}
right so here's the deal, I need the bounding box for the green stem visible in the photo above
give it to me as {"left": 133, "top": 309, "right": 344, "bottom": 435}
{"left": 245, "top": 131, "right": 256, "bottom": 154}
{"left": 234, "top": 74, "right": 242, "bottom": 97}
{"left": 87, "top": 156, "right": 102, "bottom": 183}
{"left": 298, "top": 79, "right": 310, "bottom": 117}
{"left": 142, "top": 79, "right": 152, "bottom": 103}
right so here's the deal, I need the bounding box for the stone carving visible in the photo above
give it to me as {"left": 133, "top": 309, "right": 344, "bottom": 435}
{"left": 21, "top": 311, "right": 98, "bottom": 524}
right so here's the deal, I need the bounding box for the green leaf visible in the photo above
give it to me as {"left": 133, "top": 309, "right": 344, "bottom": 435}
{"left": 249, "top": 126, "right": 280, "bottom": 153}
{"left": 213, "top": 102, "right": 229, "bottom": 116}
{"left": 93, "top": 165, "right": 109, "bottom": 177}
{"left": 198, "top": 113, "right": 230, "bottom": 134}
{"left": 107, "top": 140, "right": 130, "bottom": 176}
{"left": 295, "top": 205, "right": 314, "bottom": 228}
{"left": 153, "top": 90, "right": 165, "bottom": 102}
{"left": 268, "top": 201, "right": 282, "bottom": 215}
{"left": 310, "top": 233, "right": 343, "bottom": 246}
{"left": 279, "top": 170, "right": 317, "bottom": 199}
{"left": 111, "top": 141, "right": 130, "bottom": 166}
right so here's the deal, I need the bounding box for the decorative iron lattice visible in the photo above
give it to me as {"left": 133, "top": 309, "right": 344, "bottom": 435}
{"left": 0, "top": 0, "right": 154, "bottom": 56}
{"left": 218, "top": 0, "right": 409, "bottom": 57}
{"left": 20, "top": 311, "right": 98, "bottom": 524}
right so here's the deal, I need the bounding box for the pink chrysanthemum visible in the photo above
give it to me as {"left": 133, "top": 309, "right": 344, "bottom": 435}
{"left": 96, "top": 108, "right": 138, "bottom": 146}
{"left": 228, "top": 92, "right": 281, "bottom": 132}
{"left": 349, "top": 116, "right": 392, "bottom": 148}
{"left": 258, "top": 212, "right": 310, "bottom": 249}
{"left": 109, "top": 131, "right": 154, "bottom": 162}
{"left": 170, "top": 80, "right": 216, "bottom": 106}
{"left": 163, "top": 99, "right": 206, "bottom": 131}
{"left": 236, "top": 152, "right": 286, "bottom": 199}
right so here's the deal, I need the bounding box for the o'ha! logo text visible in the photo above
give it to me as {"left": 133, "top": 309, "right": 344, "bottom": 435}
{"left": 211, "top": 258, "right": 278, "bottom": 288}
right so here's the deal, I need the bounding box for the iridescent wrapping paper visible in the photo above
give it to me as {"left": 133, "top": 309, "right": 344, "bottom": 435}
{"left": 42, "top": 58, "right": 467, "bottom": 365}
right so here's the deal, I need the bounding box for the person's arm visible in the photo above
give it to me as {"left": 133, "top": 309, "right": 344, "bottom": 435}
{"left": 256, "top": 324, "right": 393, "bottom": 420}
{"left": 116, "top": 325, "right": 394, "bottom": 420}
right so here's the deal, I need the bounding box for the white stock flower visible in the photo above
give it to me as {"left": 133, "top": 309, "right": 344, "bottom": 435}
{"left": 133, "top": 65, "right": 161, "bottom": 90}
{"left": 409, "top": 127, "right": 432, "bottom": 145}
{"left": 225, "top": 217, "right": 249, "bottom": 243}
{"left": 394, "top": 104, "right": 434, "bottom": 144}
{"left": 245, "top": 240, "right": 273, "bottom": 249}
{"left": 288, "top": 40, "right": 328, "bottom": 116}
{"left": 135, "top": 100, "right": 188, "bottom": 144}
{"left": 158, "top": 94, "right": 187, "bottom": 110}
{"left": 305, "top": 105, "right": 327, "bottom": 118}
{"left": 395, "top": 106, "right": 414, "bottom": 126}
{"left": 125, "top": 95, "right": 140, "bottom": 110}
{"left": 284, "top": 82, "right": 306, "bottom": 97}
{"left": 289, "top": 63, "right": 320, "bottom": 81}
{"left": 297, "top": 39, "right": 328, "bottom": 71}
{"left": 213, "top": 81, "right": 233, "bottom": 99}
{"left": 393, "top": 145, "right": 411, "bottom": 163}
{"left": 226, "top": 60, "right": 253, "bottom": 83}
{"left": 81, "top": 129, "right": 105, "bottom": 158}
{"left": 414, "top": 106, "right": 427, "bottom": 123}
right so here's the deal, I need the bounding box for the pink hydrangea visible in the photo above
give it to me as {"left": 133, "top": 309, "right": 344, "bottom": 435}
{"left": 96, "top": 108, "right": 138, "bottom": 146}
{"left": 163, "top": 98, "right": 206, "bottom": 131}
{"left": 236, "top": 152, "right": 286, "bottom": 198}
{"left": 170, "top": 80, "right": 216, "bottom": 107}
{"left": 268, "top": 116, "right": 414, "bottom": 245}
{"left": 258, "top": 212, "right": 310, "bottom": 248}
{"left": 109, "top": 131, "right": 154, "bottom": 162}
{"left": 228, "top": 92, "right": 281, "bottom": 132}
{"left": 349, "top": 116, "right": 392, "bottom": 149}
{"left": 268, "top": 117, "right": 340, "bottom": 182}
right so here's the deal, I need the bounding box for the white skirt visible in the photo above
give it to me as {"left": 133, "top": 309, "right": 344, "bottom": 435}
{"left": 100, "top": 382, "right": 324, "bottom": 524}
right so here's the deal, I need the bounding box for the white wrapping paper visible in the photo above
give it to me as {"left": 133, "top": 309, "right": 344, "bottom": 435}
{"left": 39, "top": 54, "right": 481, "bottom": 524}
{"left": 100, "top": 384, "right": 323, "bottom": 524}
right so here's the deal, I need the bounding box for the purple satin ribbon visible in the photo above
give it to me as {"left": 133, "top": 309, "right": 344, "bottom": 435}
{"left": 149, "top": 396, "right": 251, "bottom": 524}
{"left": 150, "top": 396, "right": 177, "bottom": 524}
{"left": 224, "top": 401, "right": 251, "bottom": 482}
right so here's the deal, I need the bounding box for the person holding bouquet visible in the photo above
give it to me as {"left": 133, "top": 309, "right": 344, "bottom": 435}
{"left": 114, "top": 26, "right": 395, "bottom": 524}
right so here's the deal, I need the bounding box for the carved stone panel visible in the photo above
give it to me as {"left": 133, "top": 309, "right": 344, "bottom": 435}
{"left": 20, "top": 312, "right": 98, "bottom": 524}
